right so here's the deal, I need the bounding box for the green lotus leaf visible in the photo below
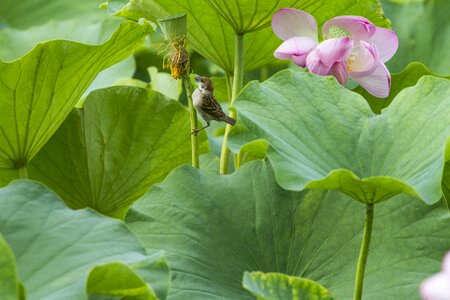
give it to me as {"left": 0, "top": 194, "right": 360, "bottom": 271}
{"left": 112, "top": 78, "right": 149, "bottom": 89}
{"left": 87, "top": 260, "right": 167, "bottom": 299}
{"left": 87, "top": 262, "right": 156, "bottom": 299}
{"left": 0, "top": 21, "right": 152, "bottom": 172}
{"left": 205, "top": 0, "right": 389, "bottom": 34}
{"left": 238, "top": 140, "right": 269, "bottom": 167}
{"left": 0, "top": 18, "right": 123, "bottom": 61}
{"left": 0, "top": 0, "right": 106, "bottom": 29}
{"left": 0, "top": 234, "right": 24, "bottom": 300}
{"left": 148, "top": 66, "right": 183, "bottom": 100}
{"left": 87, "top": 252, "right": 170, "bottom": 298}
{"left": 0, "top": 180, "right": 170, "bottom": 300}
{"left": 355, "top": 62, "right": 450, "bottom": 114}
{"left": 199, "top": 153, "right": 220, "bottom": 172}
{"left": 0, "top": 169, "right": 19, "bottom": 188}
{"left": 0, "top": 14, "right": 141, "bottom": 103}
{"left": 228, "top": 70, "right": 450, "bottom": 204}
{"left": 243, "top": 271, "right": 335, "bottom": 300}
{"left": 111, "top": 0, "right": 389, "bottom": 73}
{"left": 126, "top": 161, "right": 450, "bottom": 299}
{"left": 84, "top": 56, "right": 137, "bottom": 100}
{"left": 28, "top": 86, "right": 208, "bottom": 218}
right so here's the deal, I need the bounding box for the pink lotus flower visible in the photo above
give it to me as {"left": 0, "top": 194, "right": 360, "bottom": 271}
{"left": 272, "top": 9, "right": 398, "bottom": 98}
{"left": 420, "top": 252, "right": 450, "bottom": 300}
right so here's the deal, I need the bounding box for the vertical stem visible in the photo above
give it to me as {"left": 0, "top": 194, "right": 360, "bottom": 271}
{"left": 233, "top": 153, "right": 241, "bottom": 170}
{"left": 18, "top": 165, "right": 29, "bottom": 178}
{"left": 220, "top": 33, "right": 244, "bottom": 174}
{"left": 353, "top": 203, "right": 374, "bottom": 300}
{"left": 260, "top": 64, "right": 269, "bottom": 81}
{"left": 225, "top": 73, "right": 233, "bottom": 101}
{"left": 219, "top": 111, "right": 235, "bottom": 174}
{"left": 230, "top": 34, "right": 244, "bottom": 106}
{"left": 182, "top": 73, "right": 199, "bottom": 168}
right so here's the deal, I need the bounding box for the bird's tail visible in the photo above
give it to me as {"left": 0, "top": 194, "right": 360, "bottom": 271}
{"left": 223, "top": 116, "right": 236, "bottom": 126}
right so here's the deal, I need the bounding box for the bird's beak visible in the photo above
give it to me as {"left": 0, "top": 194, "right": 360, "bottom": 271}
{"left": 194, "top": 75, "right": 200, "bottom": 82}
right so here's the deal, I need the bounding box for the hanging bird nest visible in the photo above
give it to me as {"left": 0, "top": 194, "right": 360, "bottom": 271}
{"left": 161, "top": 36, "right": 190, "bottom": 79}
{"left": 157, "top": 13, "right": 190, "bottom": 79}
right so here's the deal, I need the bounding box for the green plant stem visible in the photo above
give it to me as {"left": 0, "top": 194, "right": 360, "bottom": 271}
{"left": 230, "top": 35, "right": 244, "bottom": 107}
{"left": 220, "top": 33, "right": 244, "bottom": 174}
{"left": 227, "top": 73, "right": 243, "bottom": 171}
{"left": 182, "top": 72, "right": 199, "bottom": 168}
{"left": 225, "top": 73, "right": 233, "bottom": 100}
{"left": 234, "top": 153, "right": 241, "bottom": 170}
{"left": 353, "top": 203, "right": 374, "bottom": 300}
{"left": 18, "top": 165, "right": 29, "bottom": 178}
{"left": 261, "top": 64, "right": 269, "bottom": 81}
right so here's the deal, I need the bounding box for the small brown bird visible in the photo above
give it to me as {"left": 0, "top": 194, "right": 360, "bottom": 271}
{"left": 191, "top": 75, "right": 236, "bottom": 135}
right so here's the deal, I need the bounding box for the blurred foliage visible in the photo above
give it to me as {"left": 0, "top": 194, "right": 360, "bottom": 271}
{"left": 382, "top": 0, "right": 450, "bottom": 75}
{"left": 0, "top": 0, "right": 106, "bottom": 29}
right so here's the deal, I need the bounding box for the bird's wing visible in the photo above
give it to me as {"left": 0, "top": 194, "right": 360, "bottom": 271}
{"left": 202, "top": 94, "right": 226, "bottom": 118}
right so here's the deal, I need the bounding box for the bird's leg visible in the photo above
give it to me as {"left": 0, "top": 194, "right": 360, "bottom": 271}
{"left": 191, "top": 120, "right": 210, "bottom": 135}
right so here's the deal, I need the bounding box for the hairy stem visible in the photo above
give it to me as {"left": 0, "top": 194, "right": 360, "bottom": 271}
{"left": 353, "top": 203, "right": 374, "bottom": 300}
{"left": 220, "top": 33, "right": 244, "bottom": 174}
{"left": 182, "top": 73, "right": 199, "bottom": 168}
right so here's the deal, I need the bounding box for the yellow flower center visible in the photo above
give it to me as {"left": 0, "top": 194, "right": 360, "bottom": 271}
{"left": 346, "top": 54, "right": 357, "bottom": 73}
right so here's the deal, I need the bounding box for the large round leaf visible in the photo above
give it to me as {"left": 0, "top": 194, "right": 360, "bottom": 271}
{"left": 28, "top": 86, "right": 207, "bottom": 218}
{"left": 113, "top": 0, "right": 389, "bottom": 73}
{"left": 126, "top": 161, "right": 450, "bottom": 299}
{"left": 148, "top": 66, "right": 183, "bottom": 100}
{"left": 0, "top": 0, "right": 106, "bottom": 29}
{"left": 0, "top": 180, "right": 170, "bottom": 300}
{"left": 243, "top": 272, "right": 335, "bottom": 300}
{"left": 205, "top": 0, "right": 389, "bottom": 34}
{"left": 228, "top": 70, "right": 450, "bottom": 204}
{"left": 0, "top": 21, "right": 152, "bottom": 171}
{"left": 0, "top": 8, "right": 142, "bottom": 101}
{"left": 87, "top": 263, "right": 158, "bottom": 299}
{"left": 0, "top": 169, "right": 19, "bottom": 188}
{"left": 86, "top": 260, "right": 168, "bottom": 299}
{"left": 0, "top": 17, "right": 124, "bottom": 62}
